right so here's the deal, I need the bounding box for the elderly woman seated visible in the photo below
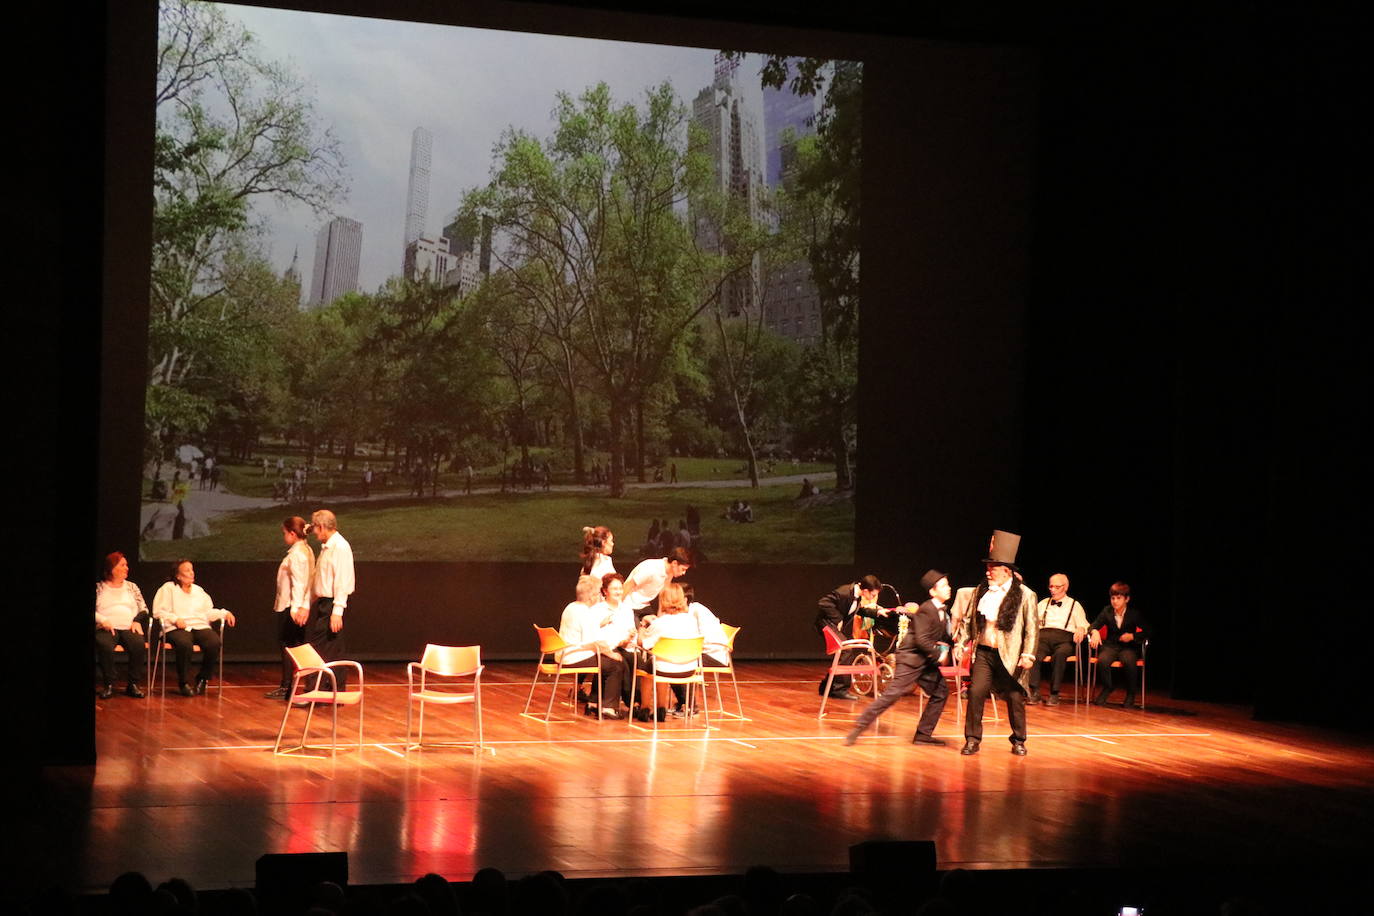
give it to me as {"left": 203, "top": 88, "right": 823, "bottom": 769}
{"left": 94, "top": 551, "right": 150, "bottom": 699}
{"left": 559, "top": 574, "right": 626, "bottom": 718}
{"left": 632, "top": 583, "right": 704, "bottom": 721}
{"left": 152, "top": 559, "right": 236, "bottom": 696}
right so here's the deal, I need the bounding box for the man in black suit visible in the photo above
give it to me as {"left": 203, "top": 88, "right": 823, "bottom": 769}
{"left": 815, "top": 574, "right": 884, "bottom": 699}
{"left": 843, "top": 569, "right": 953, "bottom": 746}
{"left": 1089, "top": 581, "right": 1150, "bottom": 707}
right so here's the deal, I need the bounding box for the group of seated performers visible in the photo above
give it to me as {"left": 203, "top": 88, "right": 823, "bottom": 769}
{"left": 561, "top": 527, "right": 727, "bottom": 720}
{"left": 94, "top": 551, "right": 235, "bottom": 699}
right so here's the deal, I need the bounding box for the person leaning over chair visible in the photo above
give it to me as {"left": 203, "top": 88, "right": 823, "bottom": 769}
{"left": 814, "top": 574, "right": 885, "bottom": 700}
{"left": 94, "top": 551, "right": 149, "bottom": 699}
{"left": 1089, "top": 581, "right": 1150, "bottom": 707}
{"left": 622, "top": 546, "right": 692, "bottom": 620}
{"left": 1027, "top": 572, "right": 1088, "bottom": 705}
{"left": 308, "top": 509, "right": 355, "bottom": 689}
{"left": 559, "top": 574, "right": 626, "bottom": 718}
{"left": 265, "top": 516, "right": 314, "bottom": 700}
{"left": 152, "top": 559, "right": 236, "bottom": 696}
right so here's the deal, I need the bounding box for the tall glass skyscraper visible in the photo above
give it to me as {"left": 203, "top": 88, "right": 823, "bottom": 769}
{"left": 404, "top": 127, "right": 433, "bottom": 253}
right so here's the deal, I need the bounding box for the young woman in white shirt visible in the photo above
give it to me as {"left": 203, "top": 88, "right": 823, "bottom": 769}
{"left": 265, "top": 516, "right": 314, "bottom": 699}
{"left": 579, "top": 526, "right": 617, "bottom": 580}
{"left": 152, "top": 559, "right": 235, "bottom": 696}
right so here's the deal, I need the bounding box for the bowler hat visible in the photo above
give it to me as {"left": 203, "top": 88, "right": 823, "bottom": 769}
{"left": 918, "top": 569, "right": 947, "bottom": 593}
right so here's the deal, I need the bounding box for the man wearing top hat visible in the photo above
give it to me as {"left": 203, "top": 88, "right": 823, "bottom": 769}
{"left": 843, "top": 569, "right": 954, "bottom": 746}
{"left": 950, "top": 530, "right": 1039, "bottom": 756}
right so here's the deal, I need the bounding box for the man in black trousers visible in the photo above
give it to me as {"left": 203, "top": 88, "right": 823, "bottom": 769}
{"left": 844, "top": 569, "right": 953, "bottom": 746}
{"left": 815, "top": 574, "right": 885, "bottom": 700}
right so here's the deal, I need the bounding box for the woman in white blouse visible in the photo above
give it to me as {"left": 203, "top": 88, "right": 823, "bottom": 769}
{"left": 632, "top": 583, "right": 702, "bottom": 721}
{"left": 265, "top": 516, "right": 314, "bottom": 700}
{"left": 94, "top": 551, "right": 150, "bottom": 699}
{"left": 559, "top": 574, "right": 626, "bottom": 718}
{"left": 153, "top": 559, "right": 235, "bottom": 696}
{"left": 579, "top": 526, "right": 617, "bottom": 580}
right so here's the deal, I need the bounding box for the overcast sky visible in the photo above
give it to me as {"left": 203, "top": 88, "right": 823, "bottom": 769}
{"left": 214, "top": 3, "right": 793, "bottom": 297}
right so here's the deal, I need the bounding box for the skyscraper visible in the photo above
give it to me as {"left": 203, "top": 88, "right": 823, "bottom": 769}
{"left": 693, "top": 55, "right": 765, "bottom": 317}
{"left": 308, "top": 216, "right": 363, "bottom": 307}
{"left": 762, "top": 68, "right": 818, "bottom": 190}
{"left": 404, "top": 127, "right": 432, "bottom": 253}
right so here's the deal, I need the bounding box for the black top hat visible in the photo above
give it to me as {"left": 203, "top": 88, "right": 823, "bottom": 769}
{"left": 982, "top": 529, "right": 1021, "bottom": 569}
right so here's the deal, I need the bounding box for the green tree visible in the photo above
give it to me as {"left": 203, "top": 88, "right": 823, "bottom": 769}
{"left": 148, "top": 0, "right": 345, "bottom": 472}
{"left": 731, "top": 53, "right": 862, "bottom": 488}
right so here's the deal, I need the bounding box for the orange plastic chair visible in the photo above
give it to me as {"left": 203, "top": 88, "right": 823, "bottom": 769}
{"left": 818, "top": 624, "right": 880, "bottom": 719}
{"left": 703, "top": 624, "right": 745, "bottom": 720}
{"left": 406, "top": 644, "right": 483, "bottom": 754}
{"left": 1088, "top": 638, "right": 1148, "bottom": 708}
{"left": 273, "top": 643, "right": 364, "bottom": 757}
{"left": 630, "top": 636, "right": 708, "bottom": 733}
{"left": 520, "top": 625, "right": 606, "bottom": 721}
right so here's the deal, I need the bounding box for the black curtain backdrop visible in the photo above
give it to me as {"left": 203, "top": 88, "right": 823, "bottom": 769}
{"left": 18, "top": 2, "right": 1368, "bottom": 770}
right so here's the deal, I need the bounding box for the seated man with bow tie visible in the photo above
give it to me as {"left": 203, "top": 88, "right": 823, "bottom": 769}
{"left": 1027, "top": 573, "right": 1088, "bottom": 705}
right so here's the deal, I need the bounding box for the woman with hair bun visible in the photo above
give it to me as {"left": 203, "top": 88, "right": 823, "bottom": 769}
{"left": 580, "top": 526, "right": 616, "bottom": 580}
{"left": 265, "top": 516, "right": 315, "bottom": 700}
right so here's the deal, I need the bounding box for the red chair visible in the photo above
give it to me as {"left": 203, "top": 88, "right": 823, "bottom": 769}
{"left": 926, "top": 642, "right": 999, "bottom": 725}
{"left": 520, "top": 625, "right": 606, "bottom": 721}
{"left": 818, "top": 625, "right": 880, "bottom": 719}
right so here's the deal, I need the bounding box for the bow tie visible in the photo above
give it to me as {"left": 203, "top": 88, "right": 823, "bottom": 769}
{"left": 1050, "top": 600, "right": 1063, "bottom": 606}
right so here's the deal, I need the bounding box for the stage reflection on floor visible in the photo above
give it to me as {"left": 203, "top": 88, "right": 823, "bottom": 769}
{"left": 30, "top": 661, "right": 1374, "bottom": 893}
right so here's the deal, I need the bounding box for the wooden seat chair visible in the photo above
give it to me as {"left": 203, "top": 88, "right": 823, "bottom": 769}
{"left": 273, "top": 643, "right": 364, "bottom": 758}
{"left": 818, "top": 624, "right": 879, "bottom": 719}
{"left": 151, "top": 616, "right": 227, "bottom": 696}
{"left": 406, "top": 644, "right": 483, "bottom": 754}
{"left": 629, "top": 636, "right": 708, "bottom": 733}
{"left": 703, "top": 624, "right": 746, "bottom": 720}
{"left": 520, "top": 625, "right": 606, "bottom": 722}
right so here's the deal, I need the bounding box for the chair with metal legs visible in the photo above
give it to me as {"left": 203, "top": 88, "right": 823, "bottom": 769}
{"left": 152, "top": 616, "right": 228, "bottom": 696}
{"left": 273, "top": 643, "right": 364, "bottom": 758}
{"left": 520, "top": 625, "right": 606, "bottom": 721}
{"left": 819, "top": 624, "right": 880, "bottom": 719}
{"left": 928, "top": 642, "right": 999, "bottom": 725}
{"left": 1088, "top": 638, "right": 1148, "bottom": 708}
{"left": 703, "top": 624, "right": 746, "bottom": 720}
{"left": 406, "top": 644, "right": 483, "bottom": 755}
{"left": 629, "top": 636, "right": 708, "bottom": 733}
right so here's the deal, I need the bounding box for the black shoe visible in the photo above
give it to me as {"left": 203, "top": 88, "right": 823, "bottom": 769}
{"left": 830, "top": 690, "right": 860, "bottom": 702}
{"left": 843, "top": 729, "right": 861, "bottom": 746}
{"left": 960, "top": 739, "right": 980, "bottom": 755}
{"left": 912, "top": 734, "right": 947, "bottom": 746}
{"left": 1011, "top": 741, "right": 1028, "bottom": 756}
{"left": 1026, "top": 693, "right": 1042, "bottom": 705}
{"left": 179, "top": 683, "right": 194, "bottom": 697}
{"left": 1046, "top": 694, "right": 1060, "bottom": 706}
{"left": 125, "top": 683, "right": 145, "bottom": 699}
{"left": 98, "top": 684, "right": 114, "bottom": 700}
{"left": 264, "top": 686, "right": 290, "bottom": 699}
{"left": 633, "top": 707, "right": 653, "bottom": 722}
{"left": 1123, "top": 695, "right": 1138, "bottom": 708}
{"left": 194, "top": 678, "right": 208, "bottom": 695}
{"left": 1092, "top": 690, "right": 1110, "bottom": 707}
{"left": 655, "top": 707, "right": 668, "bottom": 722}
{"left": 584, "top": 704, "right": 602, "bottom": 718}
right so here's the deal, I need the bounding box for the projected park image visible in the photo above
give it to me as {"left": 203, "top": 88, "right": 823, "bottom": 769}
{"left": 141, "top": 0, "right": 859, "bottom": 564}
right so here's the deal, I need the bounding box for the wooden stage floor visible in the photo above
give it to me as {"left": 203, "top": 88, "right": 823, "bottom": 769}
{"left": 28, "top": 661, "right": 1374, "bottom": 894}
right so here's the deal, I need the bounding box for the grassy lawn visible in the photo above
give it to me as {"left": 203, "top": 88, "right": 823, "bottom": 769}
{"left": 141, "top": 483, "right": 853, "bottom": 564}
{"left": 148, "top": 451, "right": 834, "bottom": 502}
